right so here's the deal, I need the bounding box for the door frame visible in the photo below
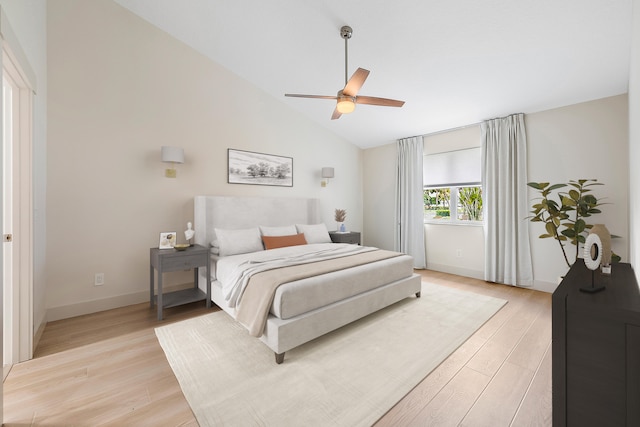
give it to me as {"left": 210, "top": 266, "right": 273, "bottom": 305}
{"left": 1, "top": 6, "right": 36, "bottom": 368}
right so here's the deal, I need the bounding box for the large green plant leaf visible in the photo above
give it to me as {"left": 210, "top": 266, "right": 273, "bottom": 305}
{"left": 548, "top": 183, "right": 567, "bottom": 191}
{"left": 527, "top": 182, "right": 548, "bottom": 190}
{"left": 574, "top": 219, "right": 586, "bottom": 234}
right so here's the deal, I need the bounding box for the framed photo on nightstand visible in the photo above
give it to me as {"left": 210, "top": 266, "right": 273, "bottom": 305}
{"left": 159, "top": 232, "right": 176, "bottom": 249}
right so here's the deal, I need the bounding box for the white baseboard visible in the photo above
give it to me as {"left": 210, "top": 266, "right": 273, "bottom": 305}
{"left": 531, "top": 279, "right": 558, "bottom": 293}
{"left": 46, "top": 282, "right": 193, "bottom": 322}
{"left": 426, "top": 263, "right": 557, "bottom": 294}
{"left": 33, "top": 316, "right": 47, "bottom": 351}
{"left": 426, "top": 263, "right": 485, "bottom": 281}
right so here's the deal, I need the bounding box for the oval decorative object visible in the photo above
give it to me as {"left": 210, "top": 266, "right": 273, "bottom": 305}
{"left": 589, "top": 224, "right": 611, "bottom": 266}
{"left": 584, "top": 233, "right": 603, "bottom": 271}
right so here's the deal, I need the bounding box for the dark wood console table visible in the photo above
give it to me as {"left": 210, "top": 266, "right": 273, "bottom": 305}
{"left": 552, "top": 259, "right": 640, "bottom": 426}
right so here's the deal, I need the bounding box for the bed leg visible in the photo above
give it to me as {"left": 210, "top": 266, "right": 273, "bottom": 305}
{"left": 415, "top": 291, "right": 421, "bottom": 298}
{"left": 275, "top": 352, "right": 285, "bottom": 364}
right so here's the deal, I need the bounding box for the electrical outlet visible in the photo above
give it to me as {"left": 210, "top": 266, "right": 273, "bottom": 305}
{"left": 94, "top": 273, "right": 105, "bottom": 286}
{"left": 456, "top": 249, "right": 462, "bottom": 258}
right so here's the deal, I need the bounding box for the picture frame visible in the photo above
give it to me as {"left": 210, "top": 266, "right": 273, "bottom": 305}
{"left": 159, "top": 232, "right": 176, "bottom": 249}
{"left": 228, "top": 148, "right": 293, "bottom": 187}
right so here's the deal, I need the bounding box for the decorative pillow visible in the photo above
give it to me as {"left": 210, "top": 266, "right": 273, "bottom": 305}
{"left": 214, "top": 227, "right": 263, "bottom": 256}
{"left": 262, "top": 233, "right": 307, "bottom": 250}
{"left": 259, "top": 225, "right": 298, "bottom": 236}
{"left": 295, "top": 223, "right": 332, "bottom": 244}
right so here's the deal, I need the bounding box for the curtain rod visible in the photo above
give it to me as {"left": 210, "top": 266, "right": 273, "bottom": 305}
{"left": 424, "top": 121, "right": 482, "bottom": 137}
{"left": 398, "top": 124, "right": 478, "bottom": 141}
{"left": 401, "top": 113, "right": 525, "bottom": 140}
{"left": 424, "top": 113, "right": 525, "bottom": 137}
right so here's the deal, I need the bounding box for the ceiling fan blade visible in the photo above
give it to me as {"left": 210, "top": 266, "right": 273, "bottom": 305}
{"left": 285, "top": 94, "right": 338, "bottom": 100}
{"left": 331, "top": 107, "right": 342, "bottom": 120}
{"left": 356, "top": 96, "right": 405, "bottom": 108}
{"left": 343, "top": 68, "right": 370, "bottom": 97}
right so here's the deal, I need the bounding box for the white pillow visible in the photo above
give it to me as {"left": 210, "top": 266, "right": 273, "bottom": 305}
{"left": 259, "top": 225, "right": 297, "bottom": 236}
{"left": 214, "top": 227, "right": 263, "bottom": 256}
{"left": 295, "top": 223, "right": 332, "bottom": 244}
{"left": 210, "top": 239, "right": 220, "bottom": 255}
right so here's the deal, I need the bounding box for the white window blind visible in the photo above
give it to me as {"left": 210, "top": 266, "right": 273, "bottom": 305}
{"left": 423, "top": 147, "right": 481, "bottom": 186}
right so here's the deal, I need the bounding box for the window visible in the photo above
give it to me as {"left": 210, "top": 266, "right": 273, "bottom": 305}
{"left": 423, "top": 147, "right": 483, "bottom": 224}
{"left": 424, "top": 185, "right": 483, "bottom": 223}
{"left": 456, "top": 185, "right": 483, "bottom": 221}
{"left": 424, "top": 187, "right": 450, "bottom": 220}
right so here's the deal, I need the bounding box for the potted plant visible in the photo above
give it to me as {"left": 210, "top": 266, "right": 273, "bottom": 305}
{"left": 527, "top": 179, "right": 620, "bottom": 269}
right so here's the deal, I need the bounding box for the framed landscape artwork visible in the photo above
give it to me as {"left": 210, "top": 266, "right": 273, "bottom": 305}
{"left": 228, "top": 149, "right": 293, "bottom": 187}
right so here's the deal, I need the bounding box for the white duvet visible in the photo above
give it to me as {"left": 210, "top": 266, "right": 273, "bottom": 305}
{"left": 216, "top": 243, "right": 376, "bottom": 308}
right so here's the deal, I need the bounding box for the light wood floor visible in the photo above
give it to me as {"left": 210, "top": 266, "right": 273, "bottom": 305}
{"left": 3, "top": 270, "right": 552, "bottom": 426}
{"left": 375, "top": 271, "right": 552, "bottom": 427}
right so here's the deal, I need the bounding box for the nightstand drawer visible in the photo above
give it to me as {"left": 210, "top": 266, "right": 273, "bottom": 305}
{"left": 329, "top": 231, "right": 361, "bottom": 245}
{"left": 161, "top": 255, "right": 205, "bottom": 272}
{"left": 340, "top": 235, "right": 360, "bottom": 244}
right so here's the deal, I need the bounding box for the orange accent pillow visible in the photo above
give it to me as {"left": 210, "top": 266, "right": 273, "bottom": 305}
{"left": 262, "top": 233, "right": 307, "bottom": 250}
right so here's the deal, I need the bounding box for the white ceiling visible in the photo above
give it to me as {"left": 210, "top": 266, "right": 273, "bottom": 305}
{"left": 113, "top": 0, "right": 632, "bottom": 148}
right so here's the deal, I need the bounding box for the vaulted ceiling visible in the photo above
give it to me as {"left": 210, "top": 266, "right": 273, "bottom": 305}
{"left": 114, "top": 0, "right": 633, "bottom": 148}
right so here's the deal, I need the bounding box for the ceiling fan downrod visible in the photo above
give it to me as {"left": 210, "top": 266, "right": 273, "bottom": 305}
{"left": 340, "top": 26, "right": 353, "bottom": 86}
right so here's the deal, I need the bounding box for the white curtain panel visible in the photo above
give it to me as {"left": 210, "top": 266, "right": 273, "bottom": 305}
{"left": 481, "top": 114, "right": 533, "bottom": 286}
{"left": 395, "top": 136, "right": 427, "bottom": 269}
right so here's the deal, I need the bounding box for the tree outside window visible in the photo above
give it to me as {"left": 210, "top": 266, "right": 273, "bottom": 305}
{"left": 424, "top": 185, "right": 483, "bottom": 223}
{"left": 424, "top": 187, "right": 451, "bottom": 219}
{"left": 457, "top": 186, "right": 483, "bottom": 221}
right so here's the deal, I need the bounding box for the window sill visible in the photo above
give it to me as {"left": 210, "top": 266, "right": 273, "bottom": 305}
{"left": 423, "top": 220, "right": 484, "bottom": 227}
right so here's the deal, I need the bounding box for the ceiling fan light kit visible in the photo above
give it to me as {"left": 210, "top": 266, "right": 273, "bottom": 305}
{"left": 285, "top": 25, "right": 404, "bottom": 120}
{"left": 336, "top": 92, "right": 356, "bottom": 114}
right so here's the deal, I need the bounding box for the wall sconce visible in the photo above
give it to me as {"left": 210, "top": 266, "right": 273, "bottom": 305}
{"left": 161, "top": 146, "right": 184, "bottom": 178}
{"left": 321, "top": 167, "right": 334, "bottom": 187}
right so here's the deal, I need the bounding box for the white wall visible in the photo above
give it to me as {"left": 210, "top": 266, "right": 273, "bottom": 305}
{"left": 424, "top": 224, "right": 484, "bottom": 279}
{"left": 46, "top": 0, "right": 363, "bottom": 320}
{"left": 527, "top": 95, "right": 628, "bottom": 289}
{"left": 362, "top": 143, "right": 395, "bottom": 250}
{"left": 0, "top": 0, "right": 47, "bottom": 339}
{"left": 423, "top": 125, "right": 481, "bottom": 154}
{"left": 363, "top": 95, "right": 629, "bottom": 293}
{"left": 629, "top": 0, "right": 640, "bottom": 284}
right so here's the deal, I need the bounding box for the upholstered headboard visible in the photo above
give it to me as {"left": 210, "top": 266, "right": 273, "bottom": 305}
{"left": 194, "top": 196, "right": 321, "bottom": 248}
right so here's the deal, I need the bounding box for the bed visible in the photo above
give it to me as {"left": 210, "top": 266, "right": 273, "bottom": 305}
{"left": 194, "top": 195, "right": 422, "bottom": 364}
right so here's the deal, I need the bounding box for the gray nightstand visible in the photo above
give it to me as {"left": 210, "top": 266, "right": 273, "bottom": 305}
{"left": 150, "top": 244, "right": 210, "bottom": 320}
{"left": 329, "top": 231, "right": 361, "bottom": 245}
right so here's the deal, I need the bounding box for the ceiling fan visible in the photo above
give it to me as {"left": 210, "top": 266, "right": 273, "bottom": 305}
{"left": 285, "top": 26, "right": 405, "bottom": 120}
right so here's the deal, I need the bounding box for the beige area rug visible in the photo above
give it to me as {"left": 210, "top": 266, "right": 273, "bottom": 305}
{"left": 155, "top": 283, "right": 506, "bottom": 427}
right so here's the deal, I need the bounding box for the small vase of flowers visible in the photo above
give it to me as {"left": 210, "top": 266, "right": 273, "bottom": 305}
{"left": 334, "top": 208, "right": 346, "bottom": 232}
